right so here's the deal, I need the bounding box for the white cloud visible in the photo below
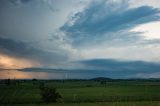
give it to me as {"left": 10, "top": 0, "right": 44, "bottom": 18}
{"left": 130, "top": 0, "right": 160, "bottom": 8}
{"left": 136, "top": 72, "right": 160, "bottom": 78}
{"left": 131, "top": 21, "right": 160, "bottom": 40}
{"left": 79, "top": 45, "right": 160, "bottom": 62}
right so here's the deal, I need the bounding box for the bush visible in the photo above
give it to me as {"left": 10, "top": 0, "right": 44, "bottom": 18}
{"left": 40, "top": 86, "right": 62, "bottom": 103}
{"left": 5, "top": 79, "right": 11, "bottom": 85}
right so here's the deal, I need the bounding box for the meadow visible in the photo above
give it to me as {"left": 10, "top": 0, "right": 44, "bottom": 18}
{"left": 0, "top": 79, "right": 160, "bottom": 106}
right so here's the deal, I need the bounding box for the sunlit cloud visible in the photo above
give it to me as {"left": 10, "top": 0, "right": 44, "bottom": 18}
{"left": 0, "top": 54, "right": 41, "bottom": 69}
{"left": 0, "top": 70, "right": 49, "bottom": 79}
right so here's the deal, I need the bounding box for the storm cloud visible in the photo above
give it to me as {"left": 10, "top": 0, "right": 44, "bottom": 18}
{"left": 18, "top": 59, "right": 160, "bottom": 79}
{"left": 0, "top": 0, "right": 160, "bottom": 78}
{"left": 0, "top": 37, "right": 70, "bottom": 66}
{"left": 61, "top": 0, "right": 160, "bottom": 46}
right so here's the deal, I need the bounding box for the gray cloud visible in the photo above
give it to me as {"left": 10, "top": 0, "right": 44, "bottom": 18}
{"left": 0, "top": 0, "right": 160, "bottom": 79}
{"left": 8, "top": 0, "right": 32, "bottom": 5}
{"left": 8, "top": 0, "right": 60, "bottom": 12}
{"left": 20, "top": 58, "right": 160, "bottom": 73}
{"left": 0, "top": 0, "right": 82, "bottom": 68}
{"left": 135, "top": 72, "right": 160, "bottom": 78}
{"left": 61, "top": 0, "right": 160, "bottom": 47}
{"left": 78, "top": 59, "right": 160, "bottom": 72}
{"left": 18, "top": 58, "right": 160, "bottom": 79}
{"left": 0, "top": 37, "right": 69, "bottom": 66}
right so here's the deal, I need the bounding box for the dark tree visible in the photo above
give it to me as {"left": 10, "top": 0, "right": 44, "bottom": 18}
{"left": 40, "top": 86, "right": 62, "bottom": 103}
{"left": 100, "top": 81, "right": 107, "bottom": 85}
{"left": 32, "top": 78, "right": 38, "bottom": 85}
{"left": 5, "top": 79, "right": 11, "bottom": 85}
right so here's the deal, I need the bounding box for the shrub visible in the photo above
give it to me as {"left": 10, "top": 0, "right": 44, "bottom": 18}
{"left": 5, "top": 79, "right": 11, "bottom": 85}
{"left": 40, "top": 86, "right": 62, "bottom": 103}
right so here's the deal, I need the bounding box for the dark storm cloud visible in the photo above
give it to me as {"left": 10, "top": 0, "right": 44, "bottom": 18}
{"left": 0, "top": 37, "right": 68, "bottom": 65}
{"left": 61, "top": 0, "right": 160, "bottom": 46}
{"left": 79, "top": 59, "right": 160, "bottom": 72}
{"left": 75, "top": 59, "right": 160, "bottom": 78}
{"left": 18, "top": 59, "right": 160, "bottom": 79}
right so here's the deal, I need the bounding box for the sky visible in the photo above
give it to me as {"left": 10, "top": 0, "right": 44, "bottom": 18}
{"left": 0, "top": 0, "right": 160, "bottom": 79}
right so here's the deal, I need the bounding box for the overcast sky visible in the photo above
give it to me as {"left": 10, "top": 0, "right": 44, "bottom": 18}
{"left": 0, "top": 0, "right": 160, "bottom": 79}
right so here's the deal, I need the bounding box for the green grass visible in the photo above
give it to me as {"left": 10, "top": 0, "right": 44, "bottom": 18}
{"left": 0, "top": 80, "right": 160, "bottom": 105}
{"left": 2, "top": 101, "right": 160, "bottom": 106}
{"left": 58, "top": 85, "right": 160, "bottom": 102}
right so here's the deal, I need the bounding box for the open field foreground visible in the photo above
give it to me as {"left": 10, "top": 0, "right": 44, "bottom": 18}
{"left": 0, "top": 80, "right": 160, "bottom": 106}
{"left": 1, "top": 101, "right": 160, "bottom": 106}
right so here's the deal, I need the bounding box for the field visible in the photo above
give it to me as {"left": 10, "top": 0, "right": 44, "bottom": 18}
{"left": 0, "top": 79, "right": 160, "bottom": 106}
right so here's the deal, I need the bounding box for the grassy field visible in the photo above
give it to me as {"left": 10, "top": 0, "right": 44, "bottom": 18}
{"left": 1, "top": 101, "right": 160, "bottom": 106}
{"left": 0, "top": 80, "right": 160, "bottom": 106}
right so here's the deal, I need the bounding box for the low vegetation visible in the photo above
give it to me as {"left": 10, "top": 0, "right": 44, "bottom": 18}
{"left": 0, "top": 79, "right": 160, "bottom": 106}
{"left": 40, "top": 84, "right": 62, "bottom": 103}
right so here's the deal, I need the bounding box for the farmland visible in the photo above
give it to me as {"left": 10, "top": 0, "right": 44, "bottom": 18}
{"left": 0, "top": 79, "right": 160, "bottom": 106}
